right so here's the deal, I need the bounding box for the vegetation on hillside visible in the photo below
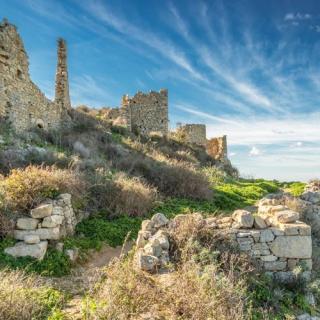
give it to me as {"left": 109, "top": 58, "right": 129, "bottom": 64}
{"left": 0, "top": 111, "right": 316, "bottom": 319}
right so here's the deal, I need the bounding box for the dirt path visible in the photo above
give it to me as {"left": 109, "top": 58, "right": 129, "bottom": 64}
{"left": 45, "top": 242, "right": 133, "bottom": 319}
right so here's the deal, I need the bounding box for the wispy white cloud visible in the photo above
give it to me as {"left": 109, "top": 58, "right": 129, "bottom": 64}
{"left": 70, "top": 75, "right": 117, "bottom": 107}
{"left": 174, "top": 104, "right": 242, "bottom": 126}
{"left": 249, "top": 146, "right": 261, "bottom": 156}
{"left": 284, "top": 12, "right": 312, "bottom": 21}
{"left": 85, "top": 1, "right": 206, "bottom": 82}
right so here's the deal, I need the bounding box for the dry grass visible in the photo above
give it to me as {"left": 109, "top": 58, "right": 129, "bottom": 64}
{"left": 0, "top": 269, "right": 64, "bottom": 320}
{"left": 85, "top": 215, "right": 252, "bottom": 320}
{"left": 0, "top": 165, "right": 85, "bottom": 213}
{"left": 88, "top": 171, "right": 157, "bottom": 217}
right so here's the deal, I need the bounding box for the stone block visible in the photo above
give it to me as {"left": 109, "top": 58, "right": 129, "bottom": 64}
{"left": 136, "top": 231, "right": 152, "bottom": 248}
{"left": 254, "top": 216, "right": 267, "bottom": 229}
{"left": 42, "top": 215, "right": 64, "bottom": 228}
{"left": 16, "top": 218, "right": 39, "bottom": 230}
{"left": 141, "top": 219, "right": 155, "bottom": 232}
{"left": 144, "top": 239, "right": 162, "bottom": 257}
{"left": 151, "top": 213, "right": 169, "bottom": 229}
{"left": 278, "top": 222, "right": 311, "bottom": 236}
{"left": 260, "top": 229, "right": 275, "bottom": 242}
{"left": 14, "top": 227, "right": 60, "bottom": 240}
{"left": 30, "top": 203, "right": 53, "bottom": 218}
{"left": 275, "top": 210, "right": 299, "bottom": 223}
{"left": 137, "top": 250, "right": 159, "bottom": 272}
{"left": 24, "top": 235, "right": 40, "bottom": 244}
{"left": 232, "top": 210, "right": 254, "bottom": 228}
{"left": 270, "top": 236, "right": 312, "bottom": 259}
{"left": 65, "top": 248, "right": 79, "bottom": 262}
{"left": 260, "top": 255, "right": 277, "bottom": 262}
{"left": 264, "top": 260, "right": 287, "bottom": 271}
{"left": 4, "top": 241, "right": 48, "bottom": 260}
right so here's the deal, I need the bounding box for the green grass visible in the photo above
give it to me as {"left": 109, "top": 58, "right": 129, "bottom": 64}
{"left": 0, "top": 238, "right": 71, "bottom": 277}
{"left": 283, "top": 181, "right": 306, "bottom": 196}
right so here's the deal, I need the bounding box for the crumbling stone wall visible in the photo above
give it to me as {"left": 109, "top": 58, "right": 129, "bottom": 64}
{"left": 0, "top": 19, "right": 69, "bottom": 132}
{"left": 121, "top": 89, "right": 168, "bottom": 135}
{"left": 135, "top": 194, "right": 313, "bottom": 282}
{"left": 176, "top": 124, "right": 207, "bottom": 145}
{"left": 207, "top": 135, "right": 228, "bottom": 161}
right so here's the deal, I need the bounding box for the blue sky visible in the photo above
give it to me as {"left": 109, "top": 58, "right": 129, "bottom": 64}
{"left": 1, "top": 0, "right": 320, "bottom": 182}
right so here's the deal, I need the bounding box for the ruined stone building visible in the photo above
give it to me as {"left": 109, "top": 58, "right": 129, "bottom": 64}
{"left": 176, "top": 124, "right": 207, "bottom": 146}
{"left": 103, "top": 90, "right": 169, "bottom": 136}
{"left": 0, "top": 18, "right": 70, "bottom": 132}
{"left": 207, "top": 135, "right": 228, "bottom": 162}
{"left": 0, "top": 18, "right": 228, "bottom": 163}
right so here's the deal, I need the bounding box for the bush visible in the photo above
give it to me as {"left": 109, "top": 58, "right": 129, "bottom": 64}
{"left": 0, "top": 165, "right": 84, "bottom": 213}
{"left": 89, "top": 172, "right": 157, "bottom": 217}
{"left": 0, "top": 269, "right": 65, "bottom": 320}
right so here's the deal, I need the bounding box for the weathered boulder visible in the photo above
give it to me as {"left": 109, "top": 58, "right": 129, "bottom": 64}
{"left": 4, "top": 241, "right": 48, "bottom": 260}
{"left": 232, "top": 210, "right": 254, "bottom": 228}
{"left": 270, "top": 236, "right": 312, "bottom": 259}
{"left": 274, "top": 210, "right": 299, "bottom": 224}
{"left": 136, "top": 230, "right": 152, "bottom": 248}
{"left": 151, "top": 213, "right": 169, "bottom": 229}
{"left": 31, "top": 203, "right": 53, "bottom": 218}
{"left": 144, "top": 239, "right": 162, "bottom": 257}
{"left": 137, "top": 250, "right": 159, "bottom": 272}
{"left": 16, "top": 218, "right": 39, "bottom": 230}
{"left": 141, "top": 220, "right": 155, "bottom": 232}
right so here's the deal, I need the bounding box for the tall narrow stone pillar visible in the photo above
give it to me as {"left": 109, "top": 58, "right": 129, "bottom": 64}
{"left": 55, "top": 38, "right": 71, "bottom": 111}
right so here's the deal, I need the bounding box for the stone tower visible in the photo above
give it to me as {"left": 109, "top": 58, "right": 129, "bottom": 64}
{"left": 55, "top": 38, "right": 71, "bottom": 111}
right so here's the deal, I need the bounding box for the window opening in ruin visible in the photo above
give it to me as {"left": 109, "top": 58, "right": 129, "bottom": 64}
{"left": 17, "top": 69, "right": 23, "bottom": 80}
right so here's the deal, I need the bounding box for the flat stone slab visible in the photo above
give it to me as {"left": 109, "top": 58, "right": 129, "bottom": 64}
{"left": 16, "top": 218, "right": 39, "bottom": 230}
{"left": 270, "top": 236, "right": 311, "bottom": 259}
{"left": 14, "top": 227, "right": 60, "bottom": 240}
{"left": 4, "top": 241, "right": 48, "bottom": 260}
{"left": 30, "top": 203, "right": 53, "bottom": 218}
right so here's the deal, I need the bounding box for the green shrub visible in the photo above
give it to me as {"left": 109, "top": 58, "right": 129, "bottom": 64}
{"left": 74, "top": 215, "right": 142, "bottom": 248}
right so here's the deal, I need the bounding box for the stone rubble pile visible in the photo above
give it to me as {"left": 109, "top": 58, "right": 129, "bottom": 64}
{"left": 136, "top": 198, "right": 312, "bottom": 281}
{"left": 5, "top": 194, "right": 76, "bottom": 260}
{"left": 136, "top": 213, "right": 170, "bottom": 272}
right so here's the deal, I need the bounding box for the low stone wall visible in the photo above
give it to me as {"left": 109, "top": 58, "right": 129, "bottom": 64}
{"left": 5, "top": 193, "right": 77, "bottom": 260}
{"left": 135, "top": 197, "right": 312, "bottom": 281}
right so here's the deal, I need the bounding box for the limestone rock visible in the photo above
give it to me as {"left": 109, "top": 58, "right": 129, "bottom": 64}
{"left": 24, "top": 235, "right": 40, "bottom": 244}
{"left": 141, "top": 220, "right": 155, "bottom": 232}
{"left": 264, "top": 260, "right": 287, "bottom": 271}
{"left": 31, "top": 203, "right": 53, "bottom": 218}
{"left": 151, "top": 213, "right": 168, "bottom": 229}
{"left": 301, "top": 191, "right": 320, "bottom": 205}
{"left": 144, "top": 239, "right": 162, "bottom": 257}
{"left": 232, "top": 210, "right": 254, "bottom": 228}
{"left": 254, "top": 216, "right": 267, "bottom": 229}
{"left": 152, "top": 230, "right": 169, "bottom": 250}
{"left": 275, "top": 210, "right": 299, "bottom": 224}
{"left": 42, "top": 215, "right": 64, "bottom": 228}
{"left": 65, "top": 248, "right": 79, "bottom": 262}
{"left": 14, "top": 227, "right": 60, "bottom": 240}
{"left": 259, "top": 229, "right": 275, "bottom": 242}
{"left": 4, "top": 241, "right": 48, "bottom": 260}
{"left": 270, "top": 236, "right": 312, "bottom": 259}
{"left": 136, "top": 231, "right": 152, "bottom": 248}
{"left": 137, "top": 250, "right": 159, "bottom": 272}
{"left": 16, "top": 218, "right": 39, "bottom": 230}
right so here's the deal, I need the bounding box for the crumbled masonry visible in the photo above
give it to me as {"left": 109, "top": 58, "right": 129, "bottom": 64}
{"left": 0, "top": 18, "right": 228, "bottom": 161}
{"left": 5, "top": 194, "right": 77, "bottom": 260}
{"left": 135, "top": 186, "right": 320, "bottom": 283}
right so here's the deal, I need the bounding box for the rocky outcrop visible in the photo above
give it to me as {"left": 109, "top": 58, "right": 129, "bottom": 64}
{"left": 5, "top": 193, "right": 77, "bottom": 260}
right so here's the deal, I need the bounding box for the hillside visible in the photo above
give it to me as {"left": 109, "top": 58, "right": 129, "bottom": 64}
{"left": 1, "top": 109, "right": 318, "bottom": 320}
